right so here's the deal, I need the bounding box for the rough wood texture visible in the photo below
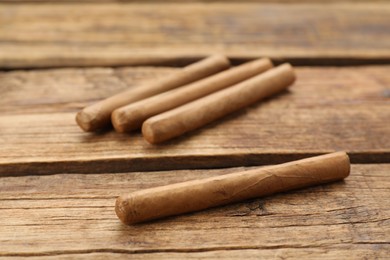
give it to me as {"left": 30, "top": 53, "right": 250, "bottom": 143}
{"left": 2, "top": 0, "right": 389, "bottom": 3}
{"left": 0, "top": 3, "right": 389, "bottom": 68}
{"left": 1, "top": 66, "right": 389, "bottom": 175}
{"left": 0, "top": 164, "right": 388, "bottom": 258}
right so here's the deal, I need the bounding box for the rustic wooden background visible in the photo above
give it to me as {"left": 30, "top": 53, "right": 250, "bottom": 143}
{"left": 0, "top": 0, "right": 389, "bottom": 258}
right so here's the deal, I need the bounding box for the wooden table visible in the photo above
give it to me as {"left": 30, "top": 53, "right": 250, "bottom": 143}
{"left": 1, "top": 1, "right": 389, "bottom": 258}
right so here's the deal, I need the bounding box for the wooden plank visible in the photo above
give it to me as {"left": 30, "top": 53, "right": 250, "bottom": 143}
{"left": 1, "top": 66, "right": 389, "bottom": 175}
{"left": 9, "top": 249, "right": 389, "bottom": 259}
{"left": 9, "top": 249, "right": 389, "bottom": 260}
{"left": 0, "top": 164, "right": 388, "bottom": 257}
{"left": 1, "top": 0, "right": 389, "bottom": 3}
{"left": 0, "top": 3, "right": 389, "bottom": 68}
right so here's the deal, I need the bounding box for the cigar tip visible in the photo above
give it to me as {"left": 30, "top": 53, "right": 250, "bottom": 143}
{"left": 208, "top": 54, "right": 231, "bottom": 67}
{"left": 112, "top": 107, "right": 145, "bottom": 133}
{"left": 253, "top": 58, "right": 274, "bottom": 71}
{"left": 76, "top": 110, "right": 94, "bottom": 132}
{"left": 259, "top": 57, "right": 273, "bottom": 66}
{"left": 209, "top": 53, "right": 228, "bottom": 60}
{"left": 243, "top": 57, "right": 274, "bottom": 71}
{"left": 337, "top": 151, "right": 351, "bottom": 178}
{"left": 280, "top": 63, "right": 297, "bottom": 85}
{"left": 142, "top": 120, "right": 159, "bottom": 144}
{"left": 280, "top": 63, "right": 293, "bottom": 73}
{"left": 314, "top": 151, "right": 350, "bottom": 180}
{"left": 111, "top": 109, "right": 126, "bottom": 133}
{"left": 265, "top": 57, "right": 274, "bottom": 67}
{"left": 115, "top": 196, "right": 130, "bottom": 224}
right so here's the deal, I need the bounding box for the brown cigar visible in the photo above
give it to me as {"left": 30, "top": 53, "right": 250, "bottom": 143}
{"left": 142, "top": 63, "right": 295, "bottom": 144}
{"left": 116, "top": 152, "right": 350, "bottom": 225}
{"left": 111, "top": 58, "right": 273, "bottom": 132}
{"left": 76, "top": 55, "right": 230, "bottom": 131}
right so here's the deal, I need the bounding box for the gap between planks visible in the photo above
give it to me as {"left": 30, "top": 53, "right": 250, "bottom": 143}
{"left": 1, "top": 0, "right": 389, "bottom": 3}
{"left": 0, "top": 152, "right": 389, "bottom": 177}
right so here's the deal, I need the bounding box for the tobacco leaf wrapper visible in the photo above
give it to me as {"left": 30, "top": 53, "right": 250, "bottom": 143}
{"left": 116, "top": 152, "right": 350, "bottom": 224}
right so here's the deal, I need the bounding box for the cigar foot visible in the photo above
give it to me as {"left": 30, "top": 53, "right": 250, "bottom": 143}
{"left": 76, "top": 110, "right": 94, "bottom": 132}
{"left": 76, "top": 105, "right": 113, "bottom": 132}
{"left": 112, "top": 108, "right": 144, "bottom": 133}
{"left": 142, "top": 120, "right": 161, "bottom": 144}
{"left": 115, "top": 196, "right": 130, "bottom": 224}
{"left": 111, "top": 110, "right": 127, "bottom": 133}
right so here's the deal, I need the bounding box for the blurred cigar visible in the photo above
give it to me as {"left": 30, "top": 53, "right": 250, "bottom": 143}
{"left": 142, "top": 63, "right": 295, "bottom": 144}
{"left": 115, "top": 152, "right": 350, "bottom": 225}
{"left": 112, "top": 58, "right": 273, "bottom": 132}
{"left": 76, "top": 55, "right": 230, "bottom": 131}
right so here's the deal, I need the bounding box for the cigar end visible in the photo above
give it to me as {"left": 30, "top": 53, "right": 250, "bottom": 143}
{"left": 142, "top": 120, "right": 160, "bottom": 144}
{"left": 111, "top": 109, "right": 127, "bottom": 133}
{"left": 282, "top": 63, "right": 297, "bottom": 85}
{"left": 76, "top": 104, "right": 111, "bottom": 132}
{"left": 256, "top": 57, "right": 274, "bottom": 70}
{"left": 208, "top": 54, "right": 230, "bottom": 68}
{"left": 115, "top": 196, "right": 130, "bottom": 225}
{"left": 112, "top": 107, "right": 144, "bottom": 133}
{"left": 116, "top": 195, "right": 143, "bottom": 225}
{"left": 337, "top": 151, "right": 351, "bottom": 179}
{"left": 310, "top": 151, "right": 351, "bottom": 182}
{"left": 76, "top": 110, "right": 94, "bottom": 132}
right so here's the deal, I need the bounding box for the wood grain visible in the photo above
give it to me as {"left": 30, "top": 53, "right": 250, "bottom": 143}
{"left": 1, "top": 66, "right": 389, "bottom": 175}
{"left": 0, "top": 164, "right": 388, "bottom": 258}
{"left": 2, "top": 0, "right": 389, "bottom": 3}
{"left": 0, "top": 3, "right": 389, "bottom": 68}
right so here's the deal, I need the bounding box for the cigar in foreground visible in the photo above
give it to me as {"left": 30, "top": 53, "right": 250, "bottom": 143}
{"left": 111, "top": 58, "right": 273, "bottom": 132}
{"left": 115, "top": 152, "right": 350, "bottom": 225}
{"left": 142, "top": 63, "right": 295, "bottom": 144}
{"left": 75, "top": 55, "right": 230, "bottom": 131}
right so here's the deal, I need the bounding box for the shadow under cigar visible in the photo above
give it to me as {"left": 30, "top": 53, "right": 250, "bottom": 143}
{"left": 78, "top": 123, "right": 120, "bottom": 142}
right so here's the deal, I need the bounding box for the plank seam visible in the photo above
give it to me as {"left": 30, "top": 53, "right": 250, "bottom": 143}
{"left": 1, "top": 242, "right": 389, "bottom": 257}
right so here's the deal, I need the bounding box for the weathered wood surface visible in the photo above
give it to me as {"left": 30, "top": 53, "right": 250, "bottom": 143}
{"left": 0, "top": 164, "right": 388, "bottom": 258}
{"left": 1, "top": 66, "right": 389, "bottom": 175}
{"left": 2, "top": 0, "right": 389, "bottom": 3}
{"left": 0, "top": 3, "right": 389, "bottom": 68}
{"left": 1, "top": 0, "right": 389, "bottom": 258}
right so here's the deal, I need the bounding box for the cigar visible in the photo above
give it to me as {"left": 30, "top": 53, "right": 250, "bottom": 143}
{"left": 142, "top": 63, "right": 296, "bottom": 144}
{"left": 75, "top": 55, "right": 230, "bottom": 131}
{"left": 111, "top": 58, "right": 273, "bottom": 132}
{"left": 116, "top": 152, "right": 350, "bottom": 224}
